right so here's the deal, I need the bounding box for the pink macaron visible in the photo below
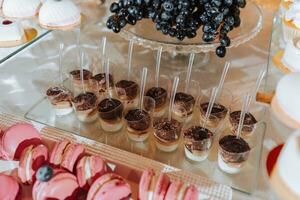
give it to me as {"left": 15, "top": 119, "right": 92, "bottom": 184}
{"left": 18, "top": 144, "right": 49, "bottom": 184}
{"left": 139, "top": 169, "right": 157, "bottom": 200}
{"left": 164, "top": 180, "right": 183, "bottom": 200}
{"left": 33, "top": 167, "right": 80, "bottom": 200}
{"left": 0, "top": 123, "right": 41, "bottom": 160}
{"left": 76, "top": 155, "right": 111, "bottom": 189}
{"left": 50, "top": 140, "right": 85, "bottom": 172}
{"left": 153, "top": 173, "right": 171, "bottom": 200}
{"left": 183, "top": 185, "right": 199, "bottom": 200}
{"left": 0, "top": 173, "right": 21, "bottom": 200}
{"left": 87, "top": 173, "right": 131, "bottom": 200}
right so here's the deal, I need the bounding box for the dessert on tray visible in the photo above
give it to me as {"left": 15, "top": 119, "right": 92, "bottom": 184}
{"left": 271, "top": 72, "right": 300, "bottom": 129}
{"left": 282, "top": 1, "right": 300, "bottom": 41}
{"left": 39, "top": 0, "right": 81, "bottom": 30}
{"left": 72, "top": 92, "right": 98, "bottom": 123}
{"left": 86, "top": 173, "right": 132, "bottom": 200}
{"left": 218, "top": 135, "right": 251, "bottom": 174}
{"left": 229, "top": 111, "right": 258, "bottom": 137}
{"left": 0, "top": 19, "right": 26, "bottom": 47}
{"left": 76, "top": 155, "right": 111, "bottom": 189}
{"left": 146, "top": 85, "right": 168, "bottom": 118}
{"left": 98, "top": 98, "right": 124, "bottom": 132}
{"left": 2, "top": 0, "right": 41, "bottom": 18}
{"left": 172, "top": 92, "right": 196, "bottom": 123}
{"left": 33, "top": 166, "right": 80, "bottom": 200}
{"left": 69, "top": 69, "right": 93, "bottom": 94}
{"left": 46, "top": 86, "right": 73, "bottom": 116}
{"left": 18, "top": 144, "right": 48, "bottom": 184}
{"left": 0, "top": 123, "right": 41, "bottom": 160}
{"left": 115, "top": 79, "right": 139, "bottom": 108}
{"left": 124, "top": 108, "right": 152, "bottom": 142}
{"left": 50, "top": 140, "right": 85, "bottom": 173}
{"left": 183, "top": 126, "right": 213, "bottom": 162}
{"left": 0, "top": 173, "right": 21, "bottom": 200}
{"left": 270, "top": 131, "right": 300, "bottom": 200}
{"left": 92, "top": 73, "right": 114, "bottom": 96}
{"left": 153, "top": 118, "right": 182, "bottom": 152}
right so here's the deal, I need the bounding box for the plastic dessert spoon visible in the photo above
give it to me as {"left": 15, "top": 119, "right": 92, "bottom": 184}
{"left": 127, "top": 40, "right": 134, "bottom": 80}
{"left": 236, "top": 93, "right": 251, "bottom": 139}
{"left": 215, "top": 61, "right": 231, "bottom": 100}
{"left": 184, "top": 53, "right": 195, "bottom": 93}
{"left": 58, "top": 42, "right": 64, "bottom": 86}
{"left": 105, "top": 58, "right": 111, "bottom": 100}
{"left": 155, "top": 46, "right": 163, "bottom": 87}
{"left": 100, "top": 36, "right": 107, "bottom": 72}
{"left": 139, "top": 67, "right": 148, "bottom": 110}
{"left": 168, "top": 76, "right": 180, "bottom": 120}
{"left": 202, "top": 87, "right": 218, "bottom": 129}
{"left": 80, "top": 50, "right": 86, "bottom": 94}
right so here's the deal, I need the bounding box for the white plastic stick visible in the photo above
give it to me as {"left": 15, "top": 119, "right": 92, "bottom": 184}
{"left": 202, "top": 87, "right": 218, "bottom": 128}
{"left": 155, "top": 46, "right": 163, "bottom": 87}
{"left": 59, "top": 43, "right": 64, "bottom": 85}
{"left": 127, "top": 40, "right": 134, "bottom": 80}
{"left": 216, "top": 61, "right": 230, "bottom": 99}
{"left": 80, "top": 50, "right": 85, "bottom": 93}
{"left": 105, "top": 58, "right": 111, "bottom": 100}
{"left": 236, "top": 93, "right": 251, "bottom": 139}
{"left": 184, "top": 53, "right": 195, "bottom": 93}
{"left": 140, "top": 67, "right": 148, "bottom": 110}
{"left": 247, "top": 70, "right": 266, "bottom": 111}
{"left": 100, "top": 36, "right": 107, "bottom": 72}
{"left": 168, "top": 76, "right": 179, "bottom": 120}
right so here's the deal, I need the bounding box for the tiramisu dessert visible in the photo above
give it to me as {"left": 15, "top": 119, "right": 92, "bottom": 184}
{"left": 46, "top": 86, "right": 73, "bottom": 116}
{"left": 172, "top": 92, "right": 195, "bottom": 123}
{"left": 146, "top": 87, "right": 168, "bottom": 118}
{"left": 124, "top": 109, "right": 151, "bottom": 142}
{"left": 199, "top": 102, "right": 228, "bottom": 129}
{"left": 218, "top": 135, "right": 251, "bottom": 174}
{"left": 183, "top": 126, "right": 213, "bottom": 162}
{"left": 115, "top": 80, "right": 139, "bottom": 108}
{"left": 98, "top": 98, "right": 123, "bottom": 132}
{"left": 153, "top": 118, "right": 182, "bottom": 152}
{"left": 92, "top": 73, "right": 114, "bottom": 97}
{"left": 69, "top": 69, "right": 93, "bottom": 94}
{"left": 72, "top": 92, "right": 98, "bottom": 123}
{"left": 229, "top": 111, "right": 258, "bottom": 137}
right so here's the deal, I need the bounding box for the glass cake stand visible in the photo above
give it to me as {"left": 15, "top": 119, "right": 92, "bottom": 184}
{"left": 119, "top": 2, "right": 263, "bottom": 68}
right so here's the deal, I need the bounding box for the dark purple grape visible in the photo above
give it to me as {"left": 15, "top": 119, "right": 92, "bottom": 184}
{"left": 216, "top": 46, "right": 226, "bottom": 57}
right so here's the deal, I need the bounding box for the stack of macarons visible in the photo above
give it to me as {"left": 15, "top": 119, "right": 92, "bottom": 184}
{"left": 139, "top": 169, "right": 199, "bottom": 200}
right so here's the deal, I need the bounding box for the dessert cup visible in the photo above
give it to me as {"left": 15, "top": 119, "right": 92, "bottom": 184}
{"left": 92, "top": 73, "right": 115, "bottom": 97}
{"left": 72, "top": 92, "right": 98, "bottom": 123}
{"left": 199, "top": 88, "right": 232, "bottom": 131}
{"left": 218, "top": 135, "right": 251, "bottom": 174}
{"left": 98, "top": 98, "right": 124, "bottom": 132}
{"left": 46, "top": 86, "right": 73, "bottom": 116}
{"left": 145, "top": 75, "right": 170, "bottom": 118}
{"left": 153, "top": 118, "right": 182, "bottom": 152}
{"left": 124, "top": 96, "right": 155, "bottom": 142}
{"left": 69, "top": 69, "right": 93, "bottom": 95}
{"left": 115, "top": 79, "right": 139, "bottom": 109}
{"left": 183, "top": 125, "right": 214, "bottom": 162}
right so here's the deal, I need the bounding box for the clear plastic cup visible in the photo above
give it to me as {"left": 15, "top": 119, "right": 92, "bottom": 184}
{"left": 91, "top": 73, "right": 115, "bottom": 98}
{"left": 98, "top": 98, "right": 124, "bottom": 133}
{"left": 124, "top": 96, "right": 155, "bottom": 142}
{"left": 69, "top": 69, "right": 93, "bottom": 96}
{"left": 198, "top": 88, "right": 233, "bottom": 130}
{"left": 115, "top": 79, "right": 139, "bottom": 109}
{"left": 46, "top": 86, "right": 73, "bottom": 116}
{"left": 72, "top": 92, "right": 98, "bottom": 123}
{"left": 218, "top": 134, "right": 251, "bottom": 174}
{"left": 145, "top": 75, "right": 171, "bottom": 118}
{"left": 183, "top": 125, "right": 213, "bottom": 162}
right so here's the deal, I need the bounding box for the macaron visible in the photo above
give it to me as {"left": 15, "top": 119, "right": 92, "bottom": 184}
{"left": 76, "top": 155, "right": 111, "bottom": 189}
{"left": 50, "top": 140, "right": 85, "bottom": 172}
{"left": 33, "top": 165, "right": 79, "bottom": 200}
{"left": 164, "top": 180, "right": 183, "bottom": 200}
{"left": 87, "top": 173, "right": 131, "bottom": 200}
{"left": 0, "top": 173, "right": 21, "bottom": 200}
{"left": 153, "top": 173, "right": 171, "bottom": 200}
{"left": 0, "top": 123, "right": 41, "bottom": 160}
{"left": 165, "top": 182, "right": 199, "bottom": 200}
{"left": 183, "top": 185, "right": 199, "bottom": 200}
{"left": 18, "top": 144, "right": 49, "bottom": 184}
{"left": 139, "top": 169, "right": 157, "bottom": 200}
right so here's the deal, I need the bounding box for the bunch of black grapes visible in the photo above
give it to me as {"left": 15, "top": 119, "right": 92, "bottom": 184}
{"left": 106, "top": 0, "right": 246, "bottom": 57}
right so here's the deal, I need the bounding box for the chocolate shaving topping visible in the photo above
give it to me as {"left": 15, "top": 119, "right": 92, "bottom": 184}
{"left": 174, "top": 92, "right": 195, "bottom": 111}
{"left": 115, "top": 80, "right": 138, "bottom": 100}
{"left": 146, "top": 87, "right": 167, "bottom": 108}
{"left": 230, "top": 111, "right": 257, "bottom": 125}
{"left": 125, "top": 109, "right": 151, "bottom": 131}
{"left": 93, "top": 73, "right": 114, "bottom": 87}
{"left": 219, "top": 135, "right": 250, "bottom": 153}
{"left": 200, "top": 102, "right": 228, "bottom": 119}
{"left": 154, "top": 119, "right": 181, "bottom": 141}
{"left": 184, "top": 126, "right": 212, "bottom": 141}
{"left": 72, "top": 92, "right": 97, "bottom": 111}
{"left": 69, "top": 69, "right": 93, "bottom": 80}
{"left": 98, "top": 98, "right": 123, "bottom": 120}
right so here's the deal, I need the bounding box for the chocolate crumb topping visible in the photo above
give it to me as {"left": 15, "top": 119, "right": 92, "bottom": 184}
{"left": 154, "top": 119, "right": 181, "bottom": 141}
{"left": 46, "top": 86, "right": 72, "bottom": 103}
{"left": 93, "top": 73, "right": 114, "bottom": 87}
{"left": 70, "top": 69, "right": 93, "bottom": 80}
{"left": 125, "top": 109, "right": 151, "bottom": 131}
{"left": 200, "top": 102, "right": 228, "bottom": 119}
{"left": 184, "top": 126, "right": 212, "bottom": 141}
{"left": 72, "top": 92, "right": 97, "bottom": 111}
{"left": 219, "top": 135, "right": 250, "bottom": 153}
{"left": 115, "top": 80, "right": 138, "bottom": 100}
{"left": 230, "top": 111, "right": 257, "bottom": 125}
{"left": 146, "top": 87, "right": 167, "bottom": 108}
{"left": 98, "top": 98, "right": 123, "bottom": 121}
{"left": 174, "top": 92, "right": 195, "bottom": 112}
